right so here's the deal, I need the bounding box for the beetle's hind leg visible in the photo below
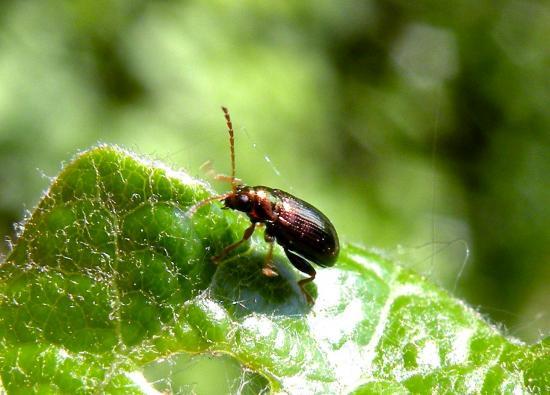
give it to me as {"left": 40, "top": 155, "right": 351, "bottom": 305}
{"left": 284, "top": 249, "right": 316, "bottom": 305}
{"left": 261, "top": 232, "right": 278, "bottom": 277}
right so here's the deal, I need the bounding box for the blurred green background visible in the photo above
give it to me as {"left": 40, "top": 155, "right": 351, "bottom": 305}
{"left": 0, "top": 0, "right": 548, "bottom": 345}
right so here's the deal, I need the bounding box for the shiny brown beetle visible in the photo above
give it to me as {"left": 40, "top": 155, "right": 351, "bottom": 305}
{"left": 191, "top": 107, "right": 339, "bottom": 303}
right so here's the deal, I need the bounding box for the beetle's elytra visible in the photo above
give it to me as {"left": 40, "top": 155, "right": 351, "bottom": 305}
{"left": 191, "top": 107, "right": 339, "bottom": 303}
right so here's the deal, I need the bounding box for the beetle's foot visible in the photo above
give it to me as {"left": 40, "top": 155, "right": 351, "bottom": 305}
{"left": 298, "top": 278, "right": 315, "bottom": 305}
{"left": 261, "top": 265, "right": 278, "bottom": 277}
{"left": 301, "top": 288, "right": 314, "bottom": 305}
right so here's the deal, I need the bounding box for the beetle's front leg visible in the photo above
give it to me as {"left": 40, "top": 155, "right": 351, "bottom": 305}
{"left": 261, "top": 232, "right": 278, "bottom": 277}
{"left": 212, "top": 222, "right": 256, "bottom": 263}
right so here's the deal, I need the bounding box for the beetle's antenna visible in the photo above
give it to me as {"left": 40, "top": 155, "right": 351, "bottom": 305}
{"left": 221, "top": 106, "right": 237, "bottom": 191}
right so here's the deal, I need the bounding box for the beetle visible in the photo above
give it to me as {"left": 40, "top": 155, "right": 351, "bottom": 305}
{"left": 191, "top": 107, "right": 339, "bottom": 303}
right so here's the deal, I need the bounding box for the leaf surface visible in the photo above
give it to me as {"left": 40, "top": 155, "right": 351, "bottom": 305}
{"left": 0, "top": 146, "right": 547, "bottom": 394}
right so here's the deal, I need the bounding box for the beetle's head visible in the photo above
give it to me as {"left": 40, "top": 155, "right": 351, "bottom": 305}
{"left": 224, "top": 185, "right": 253, "bottom": 213}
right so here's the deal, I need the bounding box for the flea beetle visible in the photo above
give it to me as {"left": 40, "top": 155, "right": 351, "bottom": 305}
{"left": 192, "top": 107, "right": 339, "bottom": 303}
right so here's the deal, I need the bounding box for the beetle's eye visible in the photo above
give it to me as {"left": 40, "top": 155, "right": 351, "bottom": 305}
{"left": 238, "top": 195, "right": 249, "bottom": 205}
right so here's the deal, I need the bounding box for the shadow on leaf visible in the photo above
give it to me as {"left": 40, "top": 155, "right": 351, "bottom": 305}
{"left": 209, "top": 252, "right": 315, "bottom": 317}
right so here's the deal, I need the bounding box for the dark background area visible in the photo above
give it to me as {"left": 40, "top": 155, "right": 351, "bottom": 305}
{"left": 0, "top": 1, "right": 548, "bottom": 342}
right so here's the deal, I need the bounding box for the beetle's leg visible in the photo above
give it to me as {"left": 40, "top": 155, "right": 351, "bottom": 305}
{"left": 262, "top": 233, "right": 278, "bottom": 277}
{"left": 214, "top": 174, "right": 243, "bottom": 184}
{"left": 284, "top": 249, "right": 316, "bottom": 304}
{"left": 199, "top": 161, "right": 242, "bottom": 185}
{"left": 213, "top": 222, "right": 256, "bottom": 263}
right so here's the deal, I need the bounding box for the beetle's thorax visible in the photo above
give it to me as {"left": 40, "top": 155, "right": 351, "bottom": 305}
{"left": 224, "top": 185, "right": 278, "bottom": 222}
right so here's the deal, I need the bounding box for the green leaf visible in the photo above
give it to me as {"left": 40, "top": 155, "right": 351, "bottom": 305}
{"left": 0, "top": 146, "right": 547, "bottom": 394}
